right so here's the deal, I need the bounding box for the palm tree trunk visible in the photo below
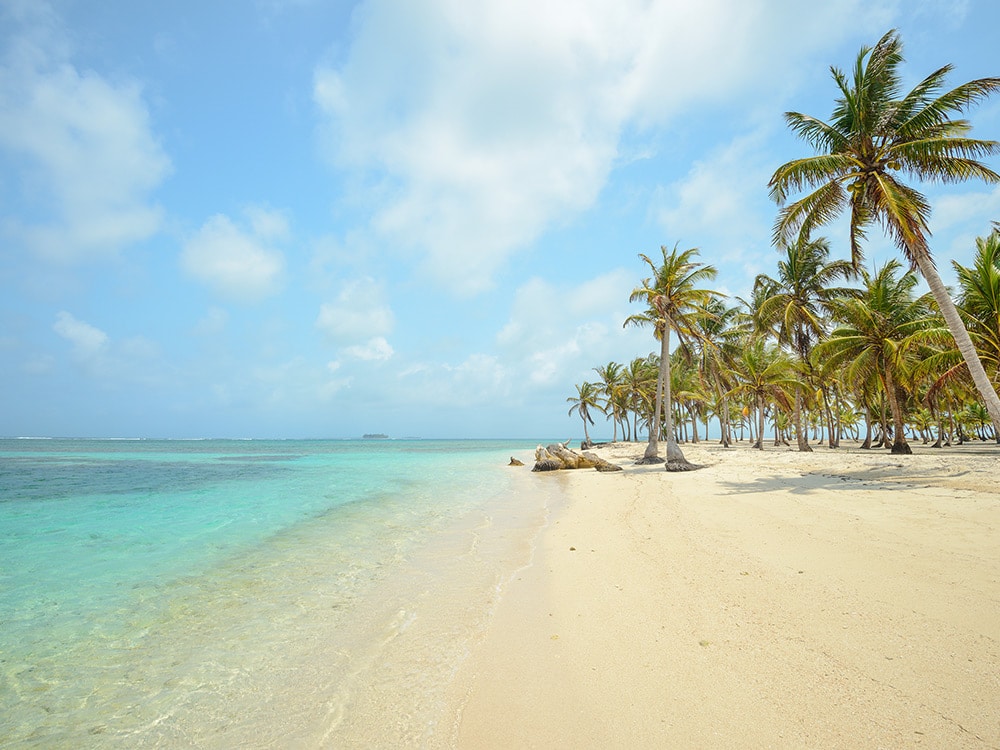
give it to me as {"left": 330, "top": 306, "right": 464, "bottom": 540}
{"left": 883, "top": 369, "right": 911, "bottom": 454}
{"left": 794, "top": 388, "right": 811, "bottom": 451}
{"left": 661, "top": 324, "right": 692, "bottom": 468}
{"left": 914, "top": 253, "right": 1000, "bottom": 442}
{"left": 753, "top": 396, "right": 765, "bottom": 450}
{"left": 643, "top": 329, "right": 668, "bottom": 460}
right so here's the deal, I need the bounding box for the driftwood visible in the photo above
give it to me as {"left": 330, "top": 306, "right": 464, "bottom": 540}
{"left": 532, "top": 442, "right": 622, "bottom": 473}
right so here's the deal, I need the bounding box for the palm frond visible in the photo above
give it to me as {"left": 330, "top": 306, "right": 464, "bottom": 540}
{"left": 768, "top": 153, "right": 857, "bottom": 204}
{"left": 772, "top": 180, "right": 847, "bottom": 247}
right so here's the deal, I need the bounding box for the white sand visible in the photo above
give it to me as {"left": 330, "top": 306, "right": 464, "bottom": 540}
{"left": 451, "top": 441, "right": 1000, "bottom": 749}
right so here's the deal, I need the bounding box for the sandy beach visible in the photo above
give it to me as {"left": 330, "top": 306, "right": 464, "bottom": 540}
{"left": 452, "top": 441, "right": 1000, "bottom": 749}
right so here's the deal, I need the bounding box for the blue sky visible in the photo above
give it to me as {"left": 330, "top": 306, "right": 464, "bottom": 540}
{"left": 2, "top": 0, "right": 999, "bottom": 439}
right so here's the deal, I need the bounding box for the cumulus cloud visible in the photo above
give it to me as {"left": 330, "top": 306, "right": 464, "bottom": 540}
{"left": 181, "top": 210, "right": 287, "bottom": 301}
{"left": 314, "top": 0, "right": 896, "bottom": 294}
{"left": 315, "top": 277, "right": 394, "bottom": 342}
{"left": 0, "top": 3, "right": 171, "bottom": 262}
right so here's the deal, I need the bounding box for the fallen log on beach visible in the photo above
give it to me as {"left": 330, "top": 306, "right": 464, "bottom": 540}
{"left": 532, "top": 443, "right": 622, "bottom": 473}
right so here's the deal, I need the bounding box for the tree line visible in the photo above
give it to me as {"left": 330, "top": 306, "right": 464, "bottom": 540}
{"left": 567, "top": 30, "right": 1000, "bottom": 465}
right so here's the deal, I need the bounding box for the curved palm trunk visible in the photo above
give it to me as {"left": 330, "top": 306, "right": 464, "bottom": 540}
{"left": 861, "top": 406, "right": 872, "bottom": 448}
{"left": 914, "top": 253, "right": 1000, "bottom": 441}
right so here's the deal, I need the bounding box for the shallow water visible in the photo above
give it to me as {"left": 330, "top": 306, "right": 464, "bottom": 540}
{"left": 0, "top": 438, "right": 550, "bottom": 748}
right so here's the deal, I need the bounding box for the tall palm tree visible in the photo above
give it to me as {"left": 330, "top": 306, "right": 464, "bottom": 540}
{"left": 567, "top": 382, "right": 603, "bottom": 447}
{"left": 625, "top": 244, "right": 717, "bottom": 469}
{"left": 755, "top": 233, "right": 854, "bottom": 450}
{"left": 815, "top": 261, "right": 942, "bottom": 454}
{"left": 692, "top": 296, "right": 742, "bottom": 447}
{"left": 592, "top": 361, "right": 625, "bottom": 442}
{"left": 768, "top": 29, "right": 1000, "bottom": 435}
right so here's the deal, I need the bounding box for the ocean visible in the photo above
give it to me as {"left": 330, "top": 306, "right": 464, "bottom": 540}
{"left": 0, "top": 438, "right": 552, "bottom": 748}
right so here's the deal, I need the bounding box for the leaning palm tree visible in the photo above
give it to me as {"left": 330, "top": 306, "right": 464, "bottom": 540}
{"left": 625, "top": 244, "right": 718, "bottom": 469}
{"left": 769, "top": 29, "right": 1000, "bottom": 435}
{"left": 566, "top": 382, "right": 603, "bottom": 447}
{"left": 755, "top": 233, "right": 854, "bottom": 450}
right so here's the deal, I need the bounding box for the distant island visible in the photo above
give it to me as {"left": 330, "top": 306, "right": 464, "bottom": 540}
{"left": 362, "top": 433, "right": 389, "bottom": 439}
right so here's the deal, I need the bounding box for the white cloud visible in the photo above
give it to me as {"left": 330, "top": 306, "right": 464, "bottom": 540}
{"left": 0, "top": 5, "right": 170, "bottom": 262}
{"left": 181, "top": 211, "right": 286, "bottom": 301}
{"left": 51, "top": 310, "right": 170, "bottom": 385}
{"left": 315, "top": 277, "right": 394, "bottom": 341}
{"left": 314, "top": 0, "right": 896, "bottom": 295}
{"left": 53, "top": 310, "right": 108, "bottom": 359}
{"left": 344, "top": 336, "right": 394, "bottom": 361}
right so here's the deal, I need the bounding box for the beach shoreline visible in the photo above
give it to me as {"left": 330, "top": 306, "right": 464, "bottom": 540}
{"left": 450, "top": 440, "right": 1000, "bottom": 749}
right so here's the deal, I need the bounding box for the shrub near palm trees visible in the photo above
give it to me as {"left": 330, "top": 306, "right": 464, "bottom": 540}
{"left": 769, "top": 29, "right": 1000, "bottom": 436}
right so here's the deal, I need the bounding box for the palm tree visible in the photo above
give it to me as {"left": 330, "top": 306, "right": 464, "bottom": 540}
{"left": 622, "top": 356, "right": 657, "bottom": 442}
{"left": 755, "top": 233, "right": 854, "bottom": 450}
{"left": 567, "top": 382, "right": 603, "bottom": 447}
{"left": 954, "top": 229, "right": 1000, "bottom": 416}
{"left": 815, "top": 261, "right": 941, "bottom": 454}
{"left": 592, "top": 361, "right": 625, "bottom": 442}
{"left": 625, "top": 244, "right": 717, "bottom": 469}
{"left": 768, "top": 29, "right": 1000, "bottom": 436}
{"left": 724, "top": 339, "right": 797, "bottom": 449}
{"left": 692, "top": 296, "right": 742, "bottom": 447}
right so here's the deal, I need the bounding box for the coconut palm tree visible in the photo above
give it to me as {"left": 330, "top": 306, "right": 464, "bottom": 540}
{"left": 725, "top": 339, "right": 797, "bottom": 449}
{"left": 769, "top": 29, "right": 1000, "bottom": 436}
{"left": 626, "top": 245, "right": 718, "bottom": 469}
{"left": 816, "top": 261, "right": 942, "bottom": 454}
{"left": 754, "top": 233, "right": 854, "bottom": 450}
{"left": 692, "top": 296, "right": 742, "bottom": 447}
{"left": 567, "top": 382, "right": 603, "bottom": 447}
{"left": 592, "top": 361, "right": 625, "bottom": 442}
{"left": 954, "top": 229, "right": 1000, "bottom": 404}
{"left": 622, "top": 356, "right": 657, "bottom": 442}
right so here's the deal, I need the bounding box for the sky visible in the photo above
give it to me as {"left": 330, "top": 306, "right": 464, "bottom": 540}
{"left": 2, "top": 0, "right": 999, "bottom": 439}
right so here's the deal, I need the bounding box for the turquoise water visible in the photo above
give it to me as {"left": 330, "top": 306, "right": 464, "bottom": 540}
{"left": 0, "top": 438, "right": 549, "bottom": 748}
